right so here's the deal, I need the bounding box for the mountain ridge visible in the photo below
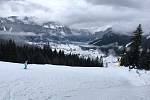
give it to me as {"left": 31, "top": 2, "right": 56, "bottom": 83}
{"left": 0, "top": 16, "right": 149, "bottom": 49}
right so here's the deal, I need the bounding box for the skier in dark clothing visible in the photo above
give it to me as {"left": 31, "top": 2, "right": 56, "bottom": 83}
{"left": 24, "top": 60, "right": 28, "bottom": 69}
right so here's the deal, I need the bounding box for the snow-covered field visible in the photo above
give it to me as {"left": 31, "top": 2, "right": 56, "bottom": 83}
{"left": 0, "top": 59, "right": 150, "bottom": 100}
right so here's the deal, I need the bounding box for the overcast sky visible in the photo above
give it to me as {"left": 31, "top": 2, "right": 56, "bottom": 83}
{"left": 0, "top": 0, "right": 150, "bottom": 33}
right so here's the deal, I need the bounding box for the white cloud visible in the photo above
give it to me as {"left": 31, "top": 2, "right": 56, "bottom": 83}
{"left": 0, "top": 0, "right": 150, "bottom": 34}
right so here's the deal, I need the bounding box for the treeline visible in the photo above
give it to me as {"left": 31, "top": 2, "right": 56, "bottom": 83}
{"left": 0, "top": 40, "right": 103, "bottom": 67}
{"left": 120, "top": 24, "right": 150, "bottom": 70}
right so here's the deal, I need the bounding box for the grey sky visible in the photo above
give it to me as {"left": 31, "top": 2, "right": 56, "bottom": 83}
{"left": 0, "top": 0, "right": 150, "bottom": 33}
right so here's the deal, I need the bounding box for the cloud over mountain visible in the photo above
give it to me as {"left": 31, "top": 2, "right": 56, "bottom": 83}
{"left": 0, "top": 0, "right": 150, "bottom": 33}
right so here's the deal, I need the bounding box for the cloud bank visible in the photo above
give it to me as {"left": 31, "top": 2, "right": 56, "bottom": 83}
{"left": 0, "top": 0, "right": 150, "bottom": 34}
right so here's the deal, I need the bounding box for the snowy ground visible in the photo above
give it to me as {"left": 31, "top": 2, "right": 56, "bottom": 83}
{"left": 0, "top": 58, "right": 150, "bottom": 100}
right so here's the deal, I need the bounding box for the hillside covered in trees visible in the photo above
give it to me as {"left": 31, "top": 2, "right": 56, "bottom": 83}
{"left": 0, "top": 39, "right": 103, "bottom": 67}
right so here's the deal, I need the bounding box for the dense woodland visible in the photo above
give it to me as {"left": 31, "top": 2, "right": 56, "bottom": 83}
{"left": 120, "top": 24, "right": 150, "bottom": 70}
{"left": 0, "top": 39, "right": 103, "bottom": 67}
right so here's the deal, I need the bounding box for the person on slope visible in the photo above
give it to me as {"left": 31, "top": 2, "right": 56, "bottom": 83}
{"left": 24, "top": 60, "right": 28, "bottom": 69}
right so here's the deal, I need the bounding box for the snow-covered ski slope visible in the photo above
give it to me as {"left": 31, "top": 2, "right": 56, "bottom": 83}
{"left": 0, "top": 59, "right": 150, "bottom": 100}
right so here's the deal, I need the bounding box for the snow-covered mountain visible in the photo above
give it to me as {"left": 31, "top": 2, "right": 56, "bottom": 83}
{"left": 90, "top": 28, "right": 150, "bottom": 47}
{"left": 0, "top": 16, "right": 122, "bottom": 44}
{"left": 0, "top": 16, "right": 72, "bottom": 35}
{"left": 0, "top": 16, "right": 96, "bottom": 43}
{"left": 1, "top": 16, "right": 149, "bottom": 52}
{"left": 89, "top": 25, "right": 113, "bottom": 34}
{"left": 90, "top": 29, "right": 130, "bottom": 46}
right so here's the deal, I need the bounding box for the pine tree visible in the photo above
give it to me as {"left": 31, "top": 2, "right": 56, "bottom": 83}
{"left": 130, "top": 24, "right": 143, "bottom": 68}
{"left": 121, "top": 24, "right": 143, "bottom": 69}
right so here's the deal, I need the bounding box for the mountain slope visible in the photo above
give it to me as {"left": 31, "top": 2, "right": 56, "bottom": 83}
{"left": 0, "top": 16, "right": 94, "bottom": 43}
{"left": 90, "top": 28, "right": 131, "bottom": 46}
{"left": 0, "top": 60, "right": 150, "bottom": 100}
{"left": 0, "top": 16, "right": 72, "bottom": 35}
{"left": 1, "top": 16, "right": 149, "bottom": 49}
{"left": 90, "top": 29, "right": 150, "bottom": 49}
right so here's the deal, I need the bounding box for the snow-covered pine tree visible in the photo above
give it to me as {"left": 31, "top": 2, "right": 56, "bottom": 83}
{"left": 120, "top": 24, "right": 143, "bottom": 69}
{"left": 130, "top": 24, "right": 143, "bottom": 68}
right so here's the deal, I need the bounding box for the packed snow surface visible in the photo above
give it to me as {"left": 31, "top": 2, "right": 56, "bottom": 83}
{"left": 0, "top": 59, "right": 150, "bottom": 100}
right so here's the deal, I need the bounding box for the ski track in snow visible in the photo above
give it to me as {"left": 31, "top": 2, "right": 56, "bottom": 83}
{"left": 0, "top": 59, "right": 150, "bottom": 100}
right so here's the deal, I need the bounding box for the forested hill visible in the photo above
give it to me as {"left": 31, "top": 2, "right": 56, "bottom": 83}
{"left": 0, "top": 39, "right": 103, "bottom": 67}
